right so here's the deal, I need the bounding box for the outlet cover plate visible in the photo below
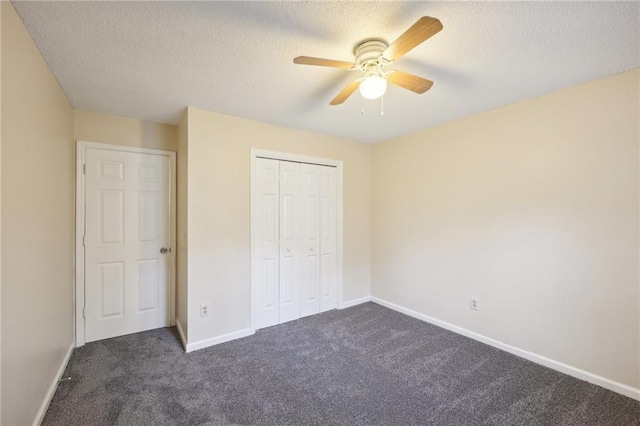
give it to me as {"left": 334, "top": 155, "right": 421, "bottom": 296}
{"left": 200, "top": 303, "right": 210, "bottom": 317}
{"left": 470, "top": 297, "right": 479, "bottom": 311}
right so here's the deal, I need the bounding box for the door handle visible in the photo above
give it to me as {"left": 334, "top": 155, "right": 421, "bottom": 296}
{"left": 160, "top": 247, "right": 168, "bottom": 254}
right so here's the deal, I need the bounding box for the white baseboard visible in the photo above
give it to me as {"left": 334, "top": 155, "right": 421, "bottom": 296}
{"left": 186, "top": 328, "right": 253, "bottom": 353}
{"left": 339, "top": 295, "right": 372, "bottom": 309}
{"left": 175, "top": 319, "right": 187, "bottom": 351}
{"left": 371, "top": 297, "right": 640, "bottom": 401}
{"left": 33, "top": 342, "right": 74, "bottom": 426}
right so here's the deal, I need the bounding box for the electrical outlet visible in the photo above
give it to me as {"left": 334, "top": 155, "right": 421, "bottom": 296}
{"left": 470, "top": 297, "right": 479, "bottom": 311}
{"left": 200, "top": 303, "right": 210, "bottom": 317}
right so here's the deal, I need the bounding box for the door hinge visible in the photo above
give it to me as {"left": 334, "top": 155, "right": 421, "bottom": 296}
{"left": 82, "top": 235, "right": 86, "bottom": 246}
{"left": 83, "top": 164, "right": 86, "bottom": 174}
{"left": 82, "top": 307, "right": 86, "bottom": 318}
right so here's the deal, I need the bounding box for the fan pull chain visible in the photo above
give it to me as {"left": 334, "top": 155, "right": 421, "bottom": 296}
{"left": 361, "top": 97, "right": 365, "bottom": 115}
{"left": 380, "top": 95, "right": 384, "bottom": 116}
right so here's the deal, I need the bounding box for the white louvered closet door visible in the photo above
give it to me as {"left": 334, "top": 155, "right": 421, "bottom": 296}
{"left": 255, "top": 158, "right": 337, "bottom": 330}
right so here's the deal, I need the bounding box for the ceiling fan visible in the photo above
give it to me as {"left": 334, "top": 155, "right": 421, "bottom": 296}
{"left": 293, "top": 16, "right": 443, "bottom": 106}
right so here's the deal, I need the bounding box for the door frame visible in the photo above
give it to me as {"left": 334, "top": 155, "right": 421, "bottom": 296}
{"left": 75, "top": 141, "right": 177, "bottom": 347}
{"left": 250, "top": 149, "right": 344, "bottom": 334}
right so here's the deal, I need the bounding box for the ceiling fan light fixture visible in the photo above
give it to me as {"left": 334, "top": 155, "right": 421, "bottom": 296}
{"left": 293, "top": 16, "right": 442, "bottom": 105}
{"left": 359, "top": 74, "right": 387, "bottom": 100}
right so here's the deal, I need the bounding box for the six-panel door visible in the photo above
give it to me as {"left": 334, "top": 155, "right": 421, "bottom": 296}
{"left": 84, "top": 148, "right": 171, "bottom": 342}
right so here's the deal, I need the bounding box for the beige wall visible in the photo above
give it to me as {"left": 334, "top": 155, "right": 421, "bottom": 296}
{"left": 1, "top": 3, "right": 74, "bottom": 424}
{"left": 176, "top": 109, "right": 188, "bottom": 340}
{"left": 372, "top": 69, "right": 640, "bottom": 388}
{"left": 186, "top": 107, "right": 372, "bottom": 343}
{"left": 74, "top": 109, "right": 177, "bottom": 152}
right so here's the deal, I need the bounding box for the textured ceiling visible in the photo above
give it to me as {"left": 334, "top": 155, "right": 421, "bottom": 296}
{"left": 13, "top": 1, "right": 640, "bottom": 144}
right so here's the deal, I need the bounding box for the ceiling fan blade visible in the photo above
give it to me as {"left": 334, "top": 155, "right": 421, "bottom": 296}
{"left": 383, "top": 17, "right": 443, "bottom": 61}
{"left": 330, "top": 79, "right": 362, "bottom": 105}
{"left": 387, "top": 71, "right": 433, "bottom": 94}
{"left": 294, "top": 56, "right": 356, "bottom": 69}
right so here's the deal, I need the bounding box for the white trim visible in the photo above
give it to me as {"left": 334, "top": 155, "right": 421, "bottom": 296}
{"left": 252, "top": 149, "right": 343, "bottom": 168}
{"left": 371, "top": 296, "right": 640, "bottom": 401}
{"left": 75, "top": 142, "right": 85, "bottom": 346}
{"left": 250, "top": 149, "right": 344, "bottom": 333}
{"left": 186, "top": 329, "right": 253, "bottom": 353}
{"left": 339, "top": 296, "right": 372, "bottom": 309}
{"left": 75, "top": 141, "right": 177, "bottom": 347}
{"left": 175, "top": 319, "right": 187, "bottom": 351}
{"left": 33, "top": 342, "right": 74, "bottom": 426}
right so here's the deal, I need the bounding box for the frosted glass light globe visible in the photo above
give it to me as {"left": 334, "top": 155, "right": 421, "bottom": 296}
{"left": 359, "top": 75, "right": 387, "bottom": 100}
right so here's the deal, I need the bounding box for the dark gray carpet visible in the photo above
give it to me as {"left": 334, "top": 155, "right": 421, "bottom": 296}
{"left": 43, "top": 302, "right": 640, "bottom": 425}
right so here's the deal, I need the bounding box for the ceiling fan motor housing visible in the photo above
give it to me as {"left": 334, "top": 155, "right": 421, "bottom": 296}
{"left": 354, "top": 40, "right": 388, "bottom": 68}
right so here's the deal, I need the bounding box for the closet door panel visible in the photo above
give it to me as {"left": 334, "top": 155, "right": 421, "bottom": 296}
{"left": 299, "top": 164, "right": 321, "bottom": 317}
{"left": 255, "top": 158, "right": 280, "bottom": 329}
{"left": 320, "top": 166, "right": 338, "bottom": 312}
{"left": 279, "top": 161, "right": 301, "bottom": 323}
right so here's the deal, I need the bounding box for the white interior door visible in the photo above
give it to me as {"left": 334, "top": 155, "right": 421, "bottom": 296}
{"left": 255, "top": 158, "right": 280, "bottom": 329}
{"left": 299, "top": 164, "right": 321, "bottom": 317}
{"left": 84, "top": 148, "right": 171, "bottom": 343}
{"left": 320, "top": 166, "right": 338, "bottom": 312}
{"left": 278, "top": 161, "right": 301, "bottom": 323}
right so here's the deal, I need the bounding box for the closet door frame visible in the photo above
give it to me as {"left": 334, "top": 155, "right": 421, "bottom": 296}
{"left": 250, "top": 149, "right": 343, "bottom": 334}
